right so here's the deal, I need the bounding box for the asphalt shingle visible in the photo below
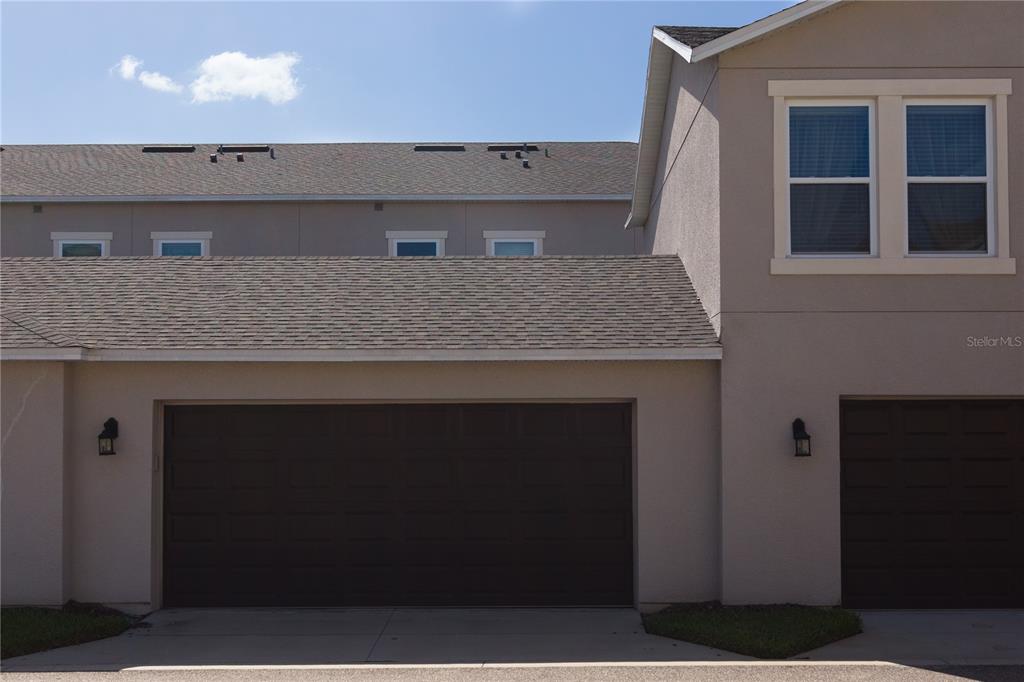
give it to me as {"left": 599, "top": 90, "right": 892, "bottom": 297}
{"left": 0, "top": 142, "right": 636, "bottom": 199}
{"left": 0, "top": 256, "right": 719, "bottom": 352}
{"left": 657, "top": 26, "right": 737, "bottom": 48}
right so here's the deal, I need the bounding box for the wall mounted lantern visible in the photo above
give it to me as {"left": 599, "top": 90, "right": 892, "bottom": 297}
{"left": 98, "top": 418, "right": 119, "bottom": 456}
{"left": 792, "top": 418, "right": 811, "bottom": 457}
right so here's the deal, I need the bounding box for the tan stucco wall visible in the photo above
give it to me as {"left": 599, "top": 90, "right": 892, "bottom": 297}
{"left": 713, "top": 0, "right": 1024, "bottom": 603}
{"left": 641, "top": 54, "right": 721, "bottom": 333}
{"left": 0, "top": 200, "right": 636, "bottom": 257}
{"left": 1, "top": 360, "right": 720, "bottom": 609}
{"left": 1, "top": 362, "right": 68, "bottom": 606}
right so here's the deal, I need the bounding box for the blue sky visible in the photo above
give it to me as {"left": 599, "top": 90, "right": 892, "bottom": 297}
{"left": 1, "top": 1, "right": 794, "bottom": 144}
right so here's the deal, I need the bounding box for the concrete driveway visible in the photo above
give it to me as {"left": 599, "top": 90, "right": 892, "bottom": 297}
{"left": 801, "top": 610, "right": 1024, "bottom": 666}
{"left": 0, "top": 608, "right": 747, "bottom": 672}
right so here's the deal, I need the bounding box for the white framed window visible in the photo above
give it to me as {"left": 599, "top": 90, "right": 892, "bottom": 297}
{"left": 51, "top": 232, "right": 111, "bottom": 257}
{"left": 785, "top": 100, "right": 875, "bottom": 256}
{"left": 386, "top": 230, "right": 447, "bottom": 257}
{"left": 151, "top": 231, "right": 212, "bottom": 256}
{"left": 904, "top": 100, "right": 992, "bottom": 256}
{"left": 769, "top": 79, "right": 1013, "bottom": 275}
{"left": 484, "top": 230, "right": 546, "bottom": 256}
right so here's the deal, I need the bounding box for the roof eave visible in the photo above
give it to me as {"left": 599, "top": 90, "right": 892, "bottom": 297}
{"left": 1, "top": 193, "right": 632, "bottom": 204}
{"left": 0, "top": 347, "right": 723, "bottom": 362}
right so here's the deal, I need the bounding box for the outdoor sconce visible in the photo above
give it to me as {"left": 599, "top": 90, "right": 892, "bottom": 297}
{"left": 792, "top": 418, "right": 811, "bottom": 457}
{"left": 98, "top": 418, "right": 119, "bottom": 456}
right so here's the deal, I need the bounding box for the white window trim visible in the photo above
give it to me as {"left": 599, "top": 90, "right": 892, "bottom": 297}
{"left": 386, "top": 230, "right": 447, "bottom": 257}
{"left": 483, "top": 230, "right": 546, "bottom": 256}
{"left": 769, "top": 78, "right": 1014, "bottom": 275}
{"left": 151, "top": 231, "right": 212, "bottom": 256}
{"left": 51, "top": 232, "right": 111, "bottom": 257}
{"left": 903, "top": 99, "right": 993, "bottom": 257}
{"left": 784, "top": 99, "right": 877, "bottom": 258}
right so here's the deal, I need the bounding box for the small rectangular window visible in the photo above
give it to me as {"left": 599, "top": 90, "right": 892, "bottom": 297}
{"left": 51, "top": 232, "right": 112, "bottom": 257}
{"left": 394, "top": 240, "right": 439, "bottom": 257}
{"left": 386, "top": 231, "right": 447, "bottom": 257}
{"left": 905, "top": 103, "right": 990, "bottom": 254}
{"left": 60, "top": 241, "right": 105, "bottom": 257}
{"left": 491, "top": 241, "right": 536, "bottom": 256}
{"left": 788, "top": 104, "right": 873, "bottom": 255}
{"left": 159, "top": 241, "right": 204, "bottom": 256}
{"left": 151, "top": 232, "right": 211, "bottom": 256}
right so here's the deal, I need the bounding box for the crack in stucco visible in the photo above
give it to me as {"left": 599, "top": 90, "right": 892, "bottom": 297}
{"left": 1, "top": 364, "right": 49, "bottom": 454}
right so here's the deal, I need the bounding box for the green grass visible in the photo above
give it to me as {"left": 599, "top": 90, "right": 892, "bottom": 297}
{"left": 1, "top": 602, "right": 137, "bottom": 660}
{"left": 643, "top": 602, "right": 862, "bottom": 659}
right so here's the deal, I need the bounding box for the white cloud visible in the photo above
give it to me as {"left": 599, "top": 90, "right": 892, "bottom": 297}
{"left": 138, "top": 70, "right": 184, "bottom": 94}
{"left": 189, "top": 51, "right": 301, "bottom": 105}
{"left": 116, "top": 55, "right": 141, "bottom": 80}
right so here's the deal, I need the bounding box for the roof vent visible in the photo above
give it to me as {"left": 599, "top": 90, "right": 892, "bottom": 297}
{"left": 209, "top": 154, "right": 217, "bottom": 163}
{"left": 499, "top": 152, "right": 508, "bottom": 160}
{"left": 219, "top": 144, "right": 271, "bottom": 153}
{"left": 236, "top": 153, "right": 244, "bottom": 162}
{"left": 515, "top": 150, "right": 523, "bottom": 159}
{"left": 522, "top": 159, "right": 530, "bottom": 169}
{"left": 413, "top": 145, "right": 466, "bottom": 152}
{"left": 142, "top": 145, "right": 196, "bottom": 153}
{"left": 487, "top": 144, "right": 539, "bottom": 152}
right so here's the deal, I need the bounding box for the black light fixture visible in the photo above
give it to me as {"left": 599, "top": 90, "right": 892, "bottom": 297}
{"left": 792, "top": 418, "right": 811, "bottom": 457}
{"left": 98, "top": 418, "right": 119, "bottom": 456}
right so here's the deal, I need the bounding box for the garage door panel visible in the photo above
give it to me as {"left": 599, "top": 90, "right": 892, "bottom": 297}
{"left": 841, "top": 399, "right": 1024, "bottom": 608}
{"left": 164, "top": 403, "right": 633, "bottom": 606}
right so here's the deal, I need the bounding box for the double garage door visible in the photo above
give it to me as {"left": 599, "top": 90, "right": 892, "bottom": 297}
{"left": 163, "top": 403, "right": 633, "bottom": 607}
{"left": 841, "top": 399, "right": 1024, "bottom": 608}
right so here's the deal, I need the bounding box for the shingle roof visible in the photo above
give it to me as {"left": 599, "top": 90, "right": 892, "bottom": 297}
{"left": 656, "top": 26, "right": 738, "bottom": 48}
{"left": 0, "top": 256, "right": 719, "bottom": 356}
{"left": 0, "top": 142, "right": 637, "bottom": 199}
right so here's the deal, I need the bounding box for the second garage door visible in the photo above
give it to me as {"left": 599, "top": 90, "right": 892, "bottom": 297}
{"left": 841, "top": 399, "right": 1024, "bottom": 608}
{"left": 163, "top": 403, "right": 633, "bottom": 607}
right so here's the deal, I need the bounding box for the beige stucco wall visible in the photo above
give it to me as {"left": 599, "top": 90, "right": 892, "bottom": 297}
{"left": 0, "top": 200, "right": 636, "bottom": 257}
{"left": 1, "top": 362, "right": 69, "bottom": 606}
{"left": 1, "top": 360, "right": 720, "bottom": 609}
{"left": 713, "top": 0, "right": 1024, "bottom": 603}
{"left": 641, "top": 53, "right": 721, "bottom": 333}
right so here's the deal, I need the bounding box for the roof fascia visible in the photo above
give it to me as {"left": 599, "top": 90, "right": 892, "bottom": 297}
{"left": 1, "top": 194, "right": 630, "bottom": 204}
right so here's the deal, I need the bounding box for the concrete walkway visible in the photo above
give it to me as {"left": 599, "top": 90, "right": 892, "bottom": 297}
{"left": 1, "top": 608, "right": 747, "bottom": 672}
{"left": 800, "top": 610, "right": 1024, "bottom": 666}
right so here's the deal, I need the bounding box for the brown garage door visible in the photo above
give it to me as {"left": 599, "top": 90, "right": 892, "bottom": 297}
{"left": 163, "top": 403, "right": 633, "bottom": 607}
{"left": 841, "top": 399, "right": 1024, "bottom": 608}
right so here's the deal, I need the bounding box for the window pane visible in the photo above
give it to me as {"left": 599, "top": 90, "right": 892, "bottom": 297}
{"left": 908, "top": 183, "right": 987, "bottom": 253}
{"left": 395, "top": 241, "right": 437, "bottom": 256}
{"left": 907, "top": 105, "right": 985, "bottom": 177}
{"left": 61, "top": 242, "right": 103, "bottom": 257}
{"left": 790, "top": 184, "right": 870, "bottom": 254}
{"left": 790, "top": 106, "right": 869, "bottom": 178}
{"left": 492, "top": 241, "right": 535, "bottom": 256}
{"left": 160, "top": 241, "right": 203, "bottom": 256}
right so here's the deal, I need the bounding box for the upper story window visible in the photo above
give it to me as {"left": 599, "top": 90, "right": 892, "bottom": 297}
{"left": 386, "top": 231, "right": 447, "bottom": 257}
{"left": 51, "top": 232, "right": 111, "bottom": 257}
{"left": 484, "top": 230, "right": 546, "bottom": 256}
{"left": 788, "top": 104, "right": 874, "bottom": 255}
{"left": 151, "top": 231, "right": 211, "bottom": 256}
{"left": 769, "top": 79, "right": 1013, "bottom": 275}
{"left": 906, "top": 103, "right": 990, "bottom": 255}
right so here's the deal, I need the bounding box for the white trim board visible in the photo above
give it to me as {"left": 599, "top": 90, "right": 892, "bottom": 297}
{"left": 0, "top": 347, "right": 724, "bottom": 362}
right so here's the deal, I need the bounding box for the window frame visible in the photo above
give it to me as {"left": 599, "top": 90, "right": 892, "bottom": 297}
{"left": 51, "top": 232, "right": 111, "bottom": 258}
{"left": 769, "top": 78, "right": 1014, "bottom": 275}
{"left": 784, "top": 98, "right": 877, "bottom": 258}
{"left": 902, "top": 98, "right": 994, "bottom": 258}
{"left": 385, "top": 230, "right": 447, "bottom": 257}
{"left": 151, "top": 231, "right": 212, "bottom": 257}
{"left": 483, "top": 230, "right": 546, "bottom": 257}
